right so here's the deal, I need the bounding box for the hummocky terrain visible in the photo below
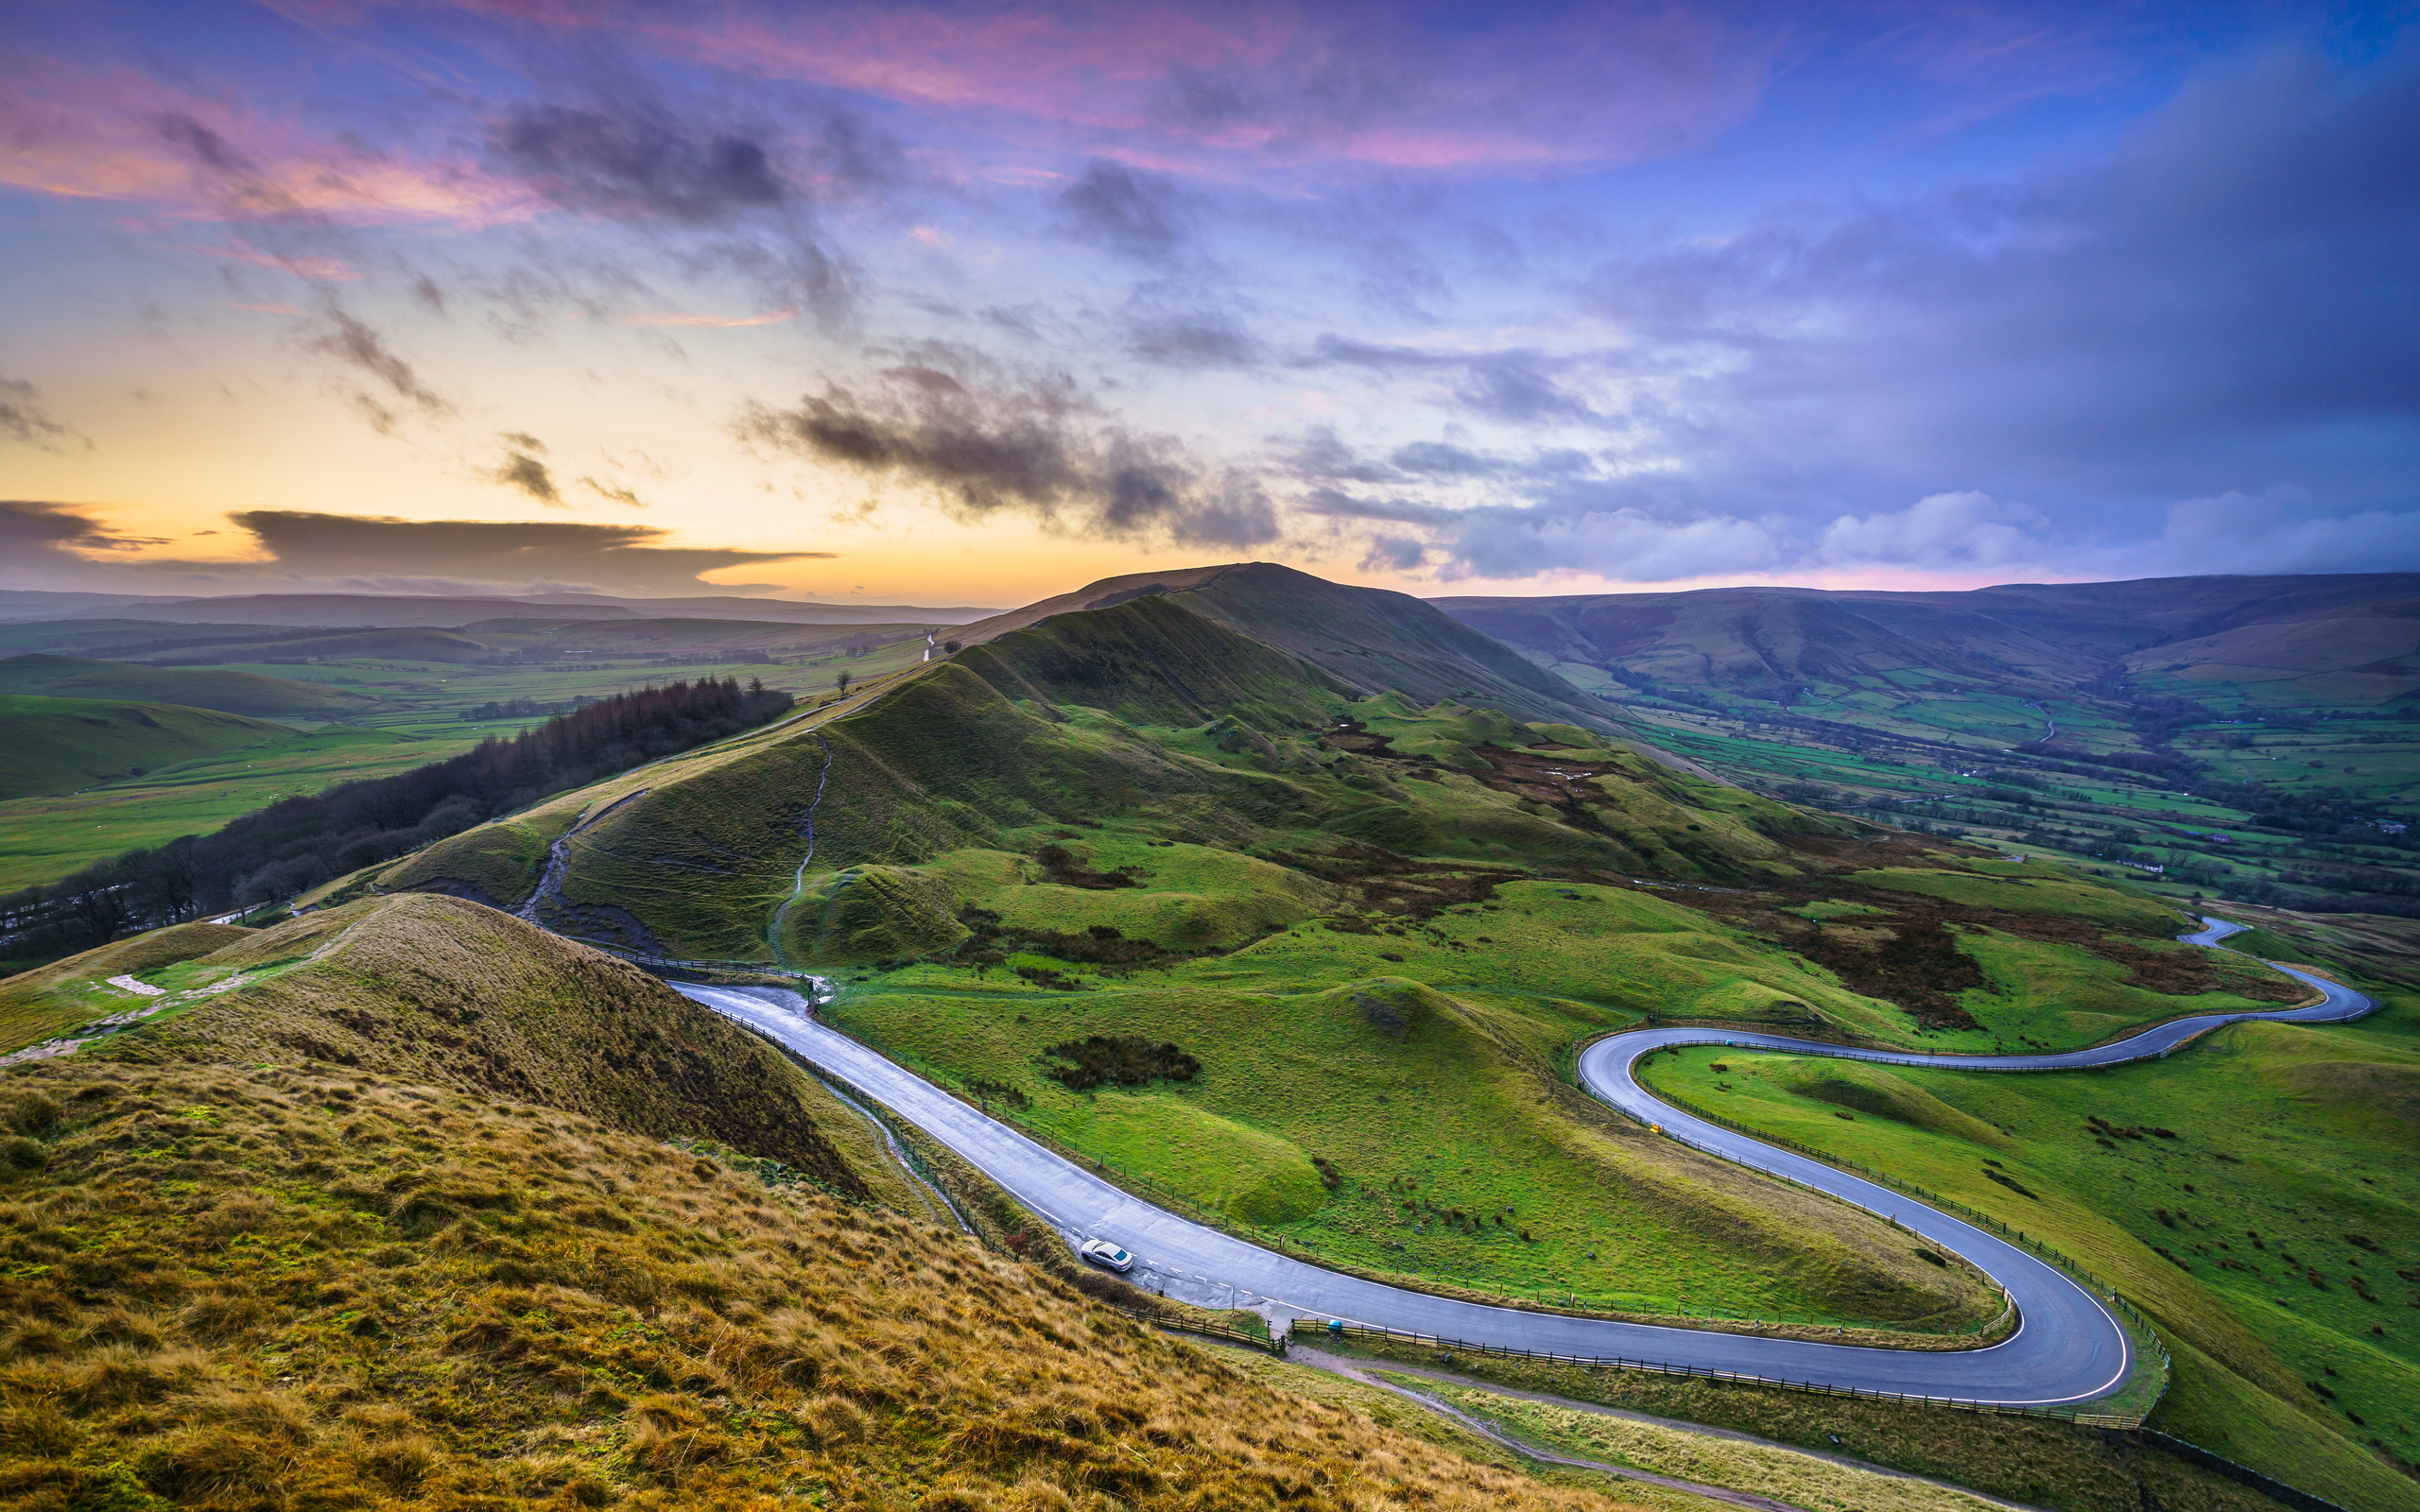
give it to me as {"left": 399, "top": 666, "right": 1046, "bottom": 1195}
{"left": 5, "top": 561, "right": 2416, "bottom": 1511}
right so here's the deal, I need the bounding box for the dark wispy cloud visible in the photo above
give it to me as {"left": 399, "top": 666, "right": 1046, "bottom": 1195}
{"left": 487, "top": 433, "right": 560, "bottom": 503}
{"left": 1, "top": 502, "right": 818, "bottom": 596}
{"left": 484, "top": 85, "right": 856, "bottom": 319}
{"left": 0, "top": 379, "right": 85, "bottom": 451}
{"left": 1295, "top": 338, "right": 1606, "bottom": 424}
{"left": 805, "top": 112, "right": 912, "bottom": 197}
{"left": 1126, "top": 307, "right": 1262, "bottom": 368}
{"left": 579, "top": 477, "right": 648, "bottom": 508}
{"left": 1388, "top": 440, "right": 1501, "bottom": 477}
{"left": 492, "top": 103, "right": 789, "bottom": 226}
{"left": 1286, "top": 426, "right": 1397, "bottom": 484}
{"left": 1452, "top": 354, "right": 1599, "bottom": 424}
{"left": 1299, "top": 333, "right": 1453, "bottom": 370}
{"left": 306, "top": 302, "right": 451, "bottom": 433}
{"left": 221, "top": 510, "right": 826, "bottom": 595}
{"left": 1059, "top": 162, "right": 1185, "bottom": 264}
{"left": 738, "top": 361, "right": 1279, "bottom": 548}
{"left": 0, "top": 500, "right": 138, "bottom": 561}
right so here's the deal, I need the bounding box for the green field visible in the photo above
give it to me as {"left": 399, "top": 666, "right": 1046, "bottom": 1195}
{"left": 0, "top": 694, "right": 297, "bottom": 802}
{"left": 1635, "top": 969, "right": 2420, "bottom": 1511}
{"left": 1466, "top": 580, "right": 2420, "bottom": 919}
{"left": 0, "top": 653, "right": 381, "bottom": 717}
{"left": 809, "top": 829, "right": 2310, "bottom": 1314}
{"left": 0, "top": 726, "right": 487, "bottom": 891}
{"left": 825, "top": 966, "right": 1996, "bottom": 1329}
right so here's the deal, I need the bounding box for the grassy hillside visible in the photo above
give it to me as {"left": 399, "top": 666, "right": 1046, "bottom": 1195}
{"left": 1637, "top": 969, "right": 2420, "bottom": 1512}
{"left": 959, "top": 561, "right": 1626, "bottom": 734}
{"left": 0, "top": 1059, "right": 1653, "bottom": 1510}
{"left": 0, "top": 695, "right": 295, "bottom": 800}
{"left": 0, "top": 653, "right": 379, "bottom": 716}
{"left": 0, "top": 610, "right": 945, "bottom": 892}
{"left": 397, "top": 594, "right": 1823, "bottom": 963}
{"left": 13, "top": 895, "right": 903, "bottom": 1203}
{"left": 832, "top": 971, "right": 1999, "bottom": 1330}
{"left": 814, "top": 837, "right": 2299, "bottom": 1315}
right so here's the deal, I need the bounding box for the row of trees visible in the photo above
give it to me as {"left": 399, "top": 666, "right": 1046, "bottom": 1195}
{"left": 1, "top": 677, "right": 792, "bottom": 971}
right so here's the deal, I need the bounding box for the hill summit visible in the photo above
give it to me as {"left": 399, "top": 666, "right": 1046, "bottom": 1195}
{"left": 381, "top": 567, "right": 1812, "bottom": 964}
{"left": 959, "top": 561, "right": 1627, "bottom": 734}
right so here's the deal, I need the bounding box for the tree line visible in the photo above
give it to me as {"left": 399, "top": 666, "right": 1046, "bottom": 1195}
{"left": 1, "top": 677, "right": 792, "bottom": 971}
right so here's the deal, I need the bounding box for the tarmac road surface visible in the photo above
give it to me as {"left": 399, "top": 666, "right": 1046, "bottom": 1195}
{"left": 675, "top": 918, "right": 2370, "bottom": 1407}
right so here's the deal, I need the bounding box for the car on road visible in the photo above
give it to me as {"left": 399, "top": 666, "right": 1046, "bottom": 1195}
{"left": 1079, "top": 1239, "right": 1134, "bottom": 1273}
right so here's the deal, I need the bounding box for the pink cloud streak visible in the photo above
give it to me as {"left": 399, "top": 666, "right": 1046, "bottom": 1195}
{"left": 0, "top": 55, "right": 534, "bottom": 229}
{"left": 433, "top": 0, "right": 1779, "bottom": 178}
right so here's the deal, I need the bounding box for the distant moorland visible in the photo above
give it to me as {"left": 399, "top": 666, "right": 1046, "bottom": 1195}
{"left": 1443, "top": 575, "right": 2420, "bottom": 919}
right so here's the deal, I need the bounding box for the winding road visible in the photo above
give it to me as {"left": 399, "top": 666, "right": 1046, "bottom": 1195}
{"left": 675, "top": 918, "right": 2372, "bottom": 1408}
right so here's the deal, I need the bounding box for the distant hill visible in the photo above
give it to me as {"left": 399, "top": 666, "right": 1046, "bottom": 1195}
{"left": 0, "top": 618, "right": 920, "bottom": 667}
{"left": 0, "top": 694, "right": 293, "bottom": 799}
{"left": 1435, "top": 574, "right": 2420, "bottom": 711}
{"left": 0, "top": 654, "right": 380, "bottom": 716}
{"left": 519, "top": 591, "right": 997, "bottom": 624}
{"left": 51, "top": 590, "right": 995, "bottom": 628}
{"left": 1437, "top": 574, "right": 2420, "bottom": 919}
{"left": 135, "top": 627, "right": 493, "bottom": 665}
{"left": 457, "top": 616, "right": 927, "bottom": 657}
{"left": 391, "top": 576, "right": 1817, "bottom": 962}
{"left": 960, "top": 561, "right": 1622, "bottom": 734}
{"left": 0, "top": 589, "right": 186, "bottom": 622}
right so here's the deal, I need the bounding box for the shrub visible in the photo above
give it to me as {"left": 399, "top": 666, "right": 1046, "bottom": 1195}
{"left": 1042, "top": 1036, "right": 1201, "bottom": 1091}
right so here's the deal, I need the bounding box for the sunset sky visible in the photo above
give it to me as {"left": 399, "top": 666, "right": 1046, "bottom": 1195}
{"left": 2, "top": 0, "right": 2414, "bottom": 608}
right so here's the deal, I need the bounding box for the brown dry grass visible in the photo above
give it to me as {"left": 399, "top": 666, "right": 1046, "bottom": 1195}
{"left": 91, "top": 895, "right": 880, "bottom": 1201}
{"left": 0, "top": 1059, "right": 1659, "bottom": 1511}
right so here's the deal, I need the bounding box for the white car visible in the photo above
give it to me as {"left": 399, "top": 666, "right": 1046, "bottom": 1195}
{"left": 1079, "top": 1238, "right": 1134, "bottom": 1273}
